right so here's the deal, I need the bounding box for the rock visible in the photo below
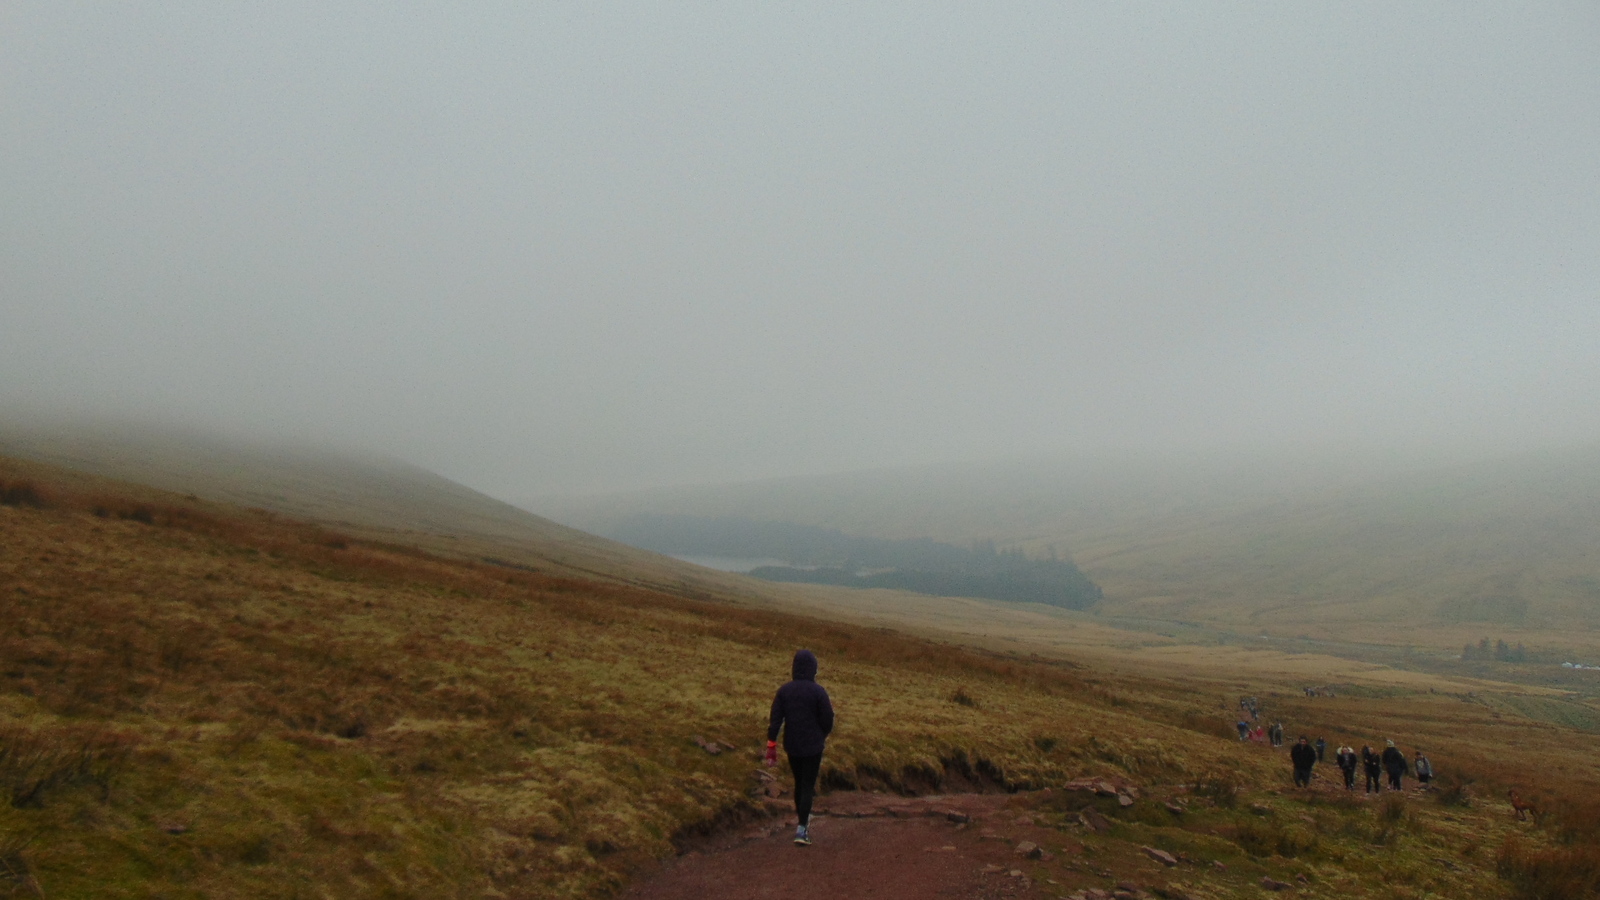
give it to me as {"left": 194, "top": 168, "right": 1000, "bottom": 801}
{"left": 1165, "top": 802, "right": 1185, "bottom": 815}
{"left": 752, "top": 769, "right": 776, "bottom": 783}
{"left": 1095, "top": 781, "right": 1120, "bottom": 796}
{"left": 945, "top": 810, "right": 971, "bottom": 824}
{"left": 703, "top": 742, "right": 722, "bottom": 755}
{"left": 980, "top": 864, "right": 1005, "bottom": 874}
{"left": 1008, "top": 869, "right": 1024, "bottom": 878}
{"left": 1212, "top": 861, "right": 1227, "bottom": 871}
{"left": 1015, "top": 840, "right": 1043, "bottom": 859}
{"left": 1116, "top": 882, "right": 1141, "bottom": 893}
{"left": 1123, "top": 785, "right": 1141, "bottom": 799}
{"left": 764, "top": 783, "right": 784, "bottom": 798}
{"left": 160, "top": 823, "right": 189, "bottom": 835}
{"left": 1141, "top": 846, "right": 1178, "bottom": 867}
{"left": 1261, "top": 876, "right": 1292, "bottom": 891}
{"left": 1118, "top": 793, "right": 1135, "bottom": 807}
{"left": 1081, "top": 808, "right": 1112, "bottom": 833}
{"left": 1249, "top": 802, "right": 1273, "bottom": 816}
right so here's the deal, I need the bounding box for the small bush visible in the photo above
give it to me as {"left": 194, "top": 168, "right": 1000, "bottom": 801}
{"left": 1432, "top": 772, "right": 1474, "bottom": 807}
{"left": 0, "top": 481, "right": 45, "bottom": 508}
{"left": 950, "top": 688, "right": 978, "bottom": 708}
{"left": 1033, "top": 735, "right": 1057, "bottom": 753}
{"left": 1553, "top": 794, "right": 1600, "bottom": 846}
{"left": 1194, "top": 770, "right": 1239, "bottom": 808}
{"left": 1380, "top": 793, "right": 1407, "bottom": 823}
{"left": 1498, "top": 836, "right": 1600, "bottom": 900}
{"left": 0, "top": 723, "right": 138, "bottom": 807}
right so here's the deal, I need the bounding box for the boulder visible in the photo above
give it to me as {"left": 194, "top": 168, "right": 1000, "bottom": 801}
{"left": 1015, "top": 841, "right": 1043, "bottom": 859}
{"left": 1261, "top": 876, "right": 1292, "bottom": 891}
{"left": 1081, "top": 808, "right": 1112, "bottom": 833}
{"left": 1141, "top": 846, "right": 1178, "bottom": 867}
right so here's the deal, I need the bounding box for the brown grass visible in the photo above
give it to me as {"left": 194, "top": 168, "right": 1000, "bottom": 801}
{"left": 0, "top": 453, "right": 1595, "bottom": 899}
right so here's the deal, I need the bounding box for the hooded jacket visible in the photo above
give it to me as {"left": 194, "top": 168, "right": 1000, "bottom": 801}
{"left": 1290, "top": 742, "right": 1318, "bottom": 770}
{"left": 768, "top": 650, "right": 835, "bottom": 757}
{"left": 1382, "top": 744, "right": 1407, "bottom": 776}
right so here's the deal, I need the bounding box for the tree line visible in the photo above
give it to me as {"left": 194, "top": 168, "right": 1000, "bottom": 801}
{"left": 607, "top": 514, "right": 1103, "bottom": 610}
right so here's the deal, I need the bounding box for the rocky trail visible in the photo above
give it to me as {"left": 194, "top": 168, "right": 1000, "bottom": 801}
{"left": 623, "top": 770, "right": 1467, "bottom": 900}
{"left": 623, "top": 781, "right": 1199, "bottom": 900}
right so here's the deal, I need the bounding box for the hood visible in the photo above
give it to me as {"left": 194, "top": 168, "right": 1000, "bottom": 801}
{"left": 791, "top": 649, "right": 818, "bottom": 681}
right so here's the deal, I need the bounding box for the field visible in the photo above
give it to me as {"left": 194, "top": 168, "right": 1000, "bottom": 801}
{"left": 4, "top": 451, "right": 1600, "bottom": 898}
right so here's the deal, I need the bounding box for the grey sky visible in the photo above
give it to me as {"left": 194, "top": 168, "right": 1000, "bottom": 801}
{"left": 4, "top": 3, "right": 1598, "bottom": 497}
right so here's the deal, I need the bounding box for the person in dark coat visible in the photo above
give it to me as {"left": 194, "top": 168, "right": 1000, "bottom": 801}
{"left": 1335, "top": 745, "right": 1358, "bottom": 790}
{"left": 1290, "top": 736, "right": 1318, "bottom": 787}
{"left": 1381, "top": 739, "right": 1407, "bottom": 791}
{"left": 1237, "top": 720, "right": 1250, "bottom": 741}
{"left": 1361, "top": 744, "right": 1382, "bottom": 793}
{"left": 766, "top": 649, "right": 835, "bottom": 845}
{"left": 1315, "top": 736, "right": 1327, "bottom": 762}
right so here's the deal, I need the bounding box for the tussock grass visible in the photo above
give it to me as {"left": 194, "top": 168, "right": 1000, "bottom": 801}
{"left": 1, "top": 453, "right": 1596, "bottom": 899}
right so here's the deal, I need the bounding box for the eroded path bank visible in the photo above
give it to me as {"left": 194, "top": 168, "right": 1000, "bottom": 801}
{"left": 623, "top": 776, "right": 1519, "bottom": 900}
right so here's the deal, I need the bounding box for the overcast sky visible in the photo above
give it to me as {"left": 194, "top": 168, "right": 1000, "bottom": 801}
{"left": 4, "top": 3, "right": 1598, "bottom": 497}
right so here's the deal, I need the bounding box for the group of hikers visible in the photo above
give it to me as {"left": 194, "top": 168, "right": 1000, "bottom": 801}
{"left": 1236, "top": 696, "right": 1433, "bottom": 792}
{"left": 764, "top": 655, "right": 1442, "bottom": 850}
{"left": 1288, "top": 737, "right": 1433, "bottom": 791}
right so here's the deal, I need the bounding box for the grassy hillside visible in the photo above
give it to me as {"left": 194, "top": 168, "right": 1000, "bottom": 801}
{"left": 539, "top": 447, "right": 1600, "bottom": 648}
{"left": 0, "top": 421, "right": 804, "bottom": 607}
{"left": 4, "top": 454, "right": 1600, "bottom": 898}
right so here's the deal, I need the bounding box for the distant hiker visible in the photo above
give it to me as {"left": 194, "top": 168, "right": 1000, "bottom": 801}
{"left": 1270, "top": 722, "right": 1284, "bottom": 748}
{"left": 767, "top": 649, "right": 835, "bottom": 846}
{"left": 1237, "top": 720, "right": 1250, "bottom": 741}
{"left": 1361, "top": 745, "right": 1382, "bottom": 793}
{"left": 1250, "top": 725, "right": 1266, "bottom": 744}
{"left": 1290, "top": 736, "right": 1317, "bottom": 787}
{"left": 1315, "top": 736, "right": 1327, "bottom": 762}
{"left": 1414, "top": 751, "right": 1433, "bottom": 790}
{"left": 1381, "top": 740, "right": 1407, "bottom": 791}
{"left": 1335, "top": 745, "right": 1358, "bottom": 790}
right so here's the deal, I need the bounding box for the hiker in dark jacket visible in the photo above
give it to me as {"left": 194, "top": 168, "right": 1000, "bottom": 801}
{"left": 1381, "top": 740, "right": 1407, "bottom": 791}
{"left": 1361, "top": 745, "right": 1382, "bottom": 793}
{"left": 1335, "top": 745, "right": 1358, "bottom": 790}
{"left": 1315, "top": 736, "right": 1327, "bottom": 762}
{"left": 1290, "top": 736, "right": 1318, "bottom": 787}
{"left": 766, "top": 649, "right": 835, "bottom": 846}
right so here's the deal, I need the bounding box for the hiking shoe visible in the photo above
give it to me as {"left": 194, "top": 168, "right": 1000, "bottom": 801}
{"left": 793, "top": 825, "right": 811, "bottom": 846}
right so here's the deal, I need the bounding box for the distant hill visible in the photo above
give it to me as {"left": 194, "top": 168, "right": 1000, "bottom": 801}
{"left": 0, "top": 419, "right": 781, "bottom": 604}
{"left": 535, "top": 446, "right": 1600, "bottom": 639}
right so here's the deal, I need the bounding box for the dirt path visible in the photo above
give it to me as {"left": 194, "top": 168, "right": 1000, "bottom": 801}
{"left": 624, "top": 792, "right": 1085, "bottom": 900}
{"left": 624, "top": 777, "right": 1452, "bottom": 900}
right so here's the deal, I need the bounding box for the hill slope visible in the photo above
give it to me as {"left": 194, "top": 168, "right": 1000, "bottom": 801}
{"left": 0, "top": 420, "right": 797, "bottom": 605}
{"left": 536, "top": 447, "right": 1600, "bottom": 644}
{"left": 4, "top": 452, "right": 1600, "bottom": 899}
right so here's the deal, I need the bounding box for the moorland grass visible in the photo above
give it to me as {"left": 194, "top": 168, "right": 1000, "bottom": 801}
{"left": 2, "top": 455, "right": 1598, "bottom": 898}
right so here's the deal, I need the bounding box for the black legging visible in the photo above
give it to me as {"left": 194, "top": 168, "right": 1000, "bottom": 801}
{"left": 1388, "top": 771, "right": 1404, "bottom": 791}
{"left": 1340, "top": 767, "right": 1356, "bottom": 789}
{"left": 1365, "top": 770, "right": 1381, "bottom": 792}
{"left": 788, "top": 754, "right": 823, "bottom": 826}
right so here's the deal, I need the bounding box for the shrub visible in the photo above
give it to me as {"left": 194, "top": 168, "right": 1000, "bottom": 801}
{"left": 0, "top": 481, "right": 45, "bottom": 508}
{"left": 0, "top": 723, "right": 138, "bottom": 807}
{"left": 1498, "top": 836, "right": 1600, "bottom": 900}
{"left": 1432, "top": 772, "right": 1474, "bottom": 807}
{"left": 1193, "top": 770, "right": 1239, "bottom": 808}
{"left": 950, "top": 688, "right": 978, "bottom": 708}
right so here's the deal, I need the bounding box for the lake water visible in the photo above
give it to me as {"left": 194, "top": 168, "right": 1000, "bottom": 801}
{"left": 668, "top": 555, "right": 795, "bottom": 573}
